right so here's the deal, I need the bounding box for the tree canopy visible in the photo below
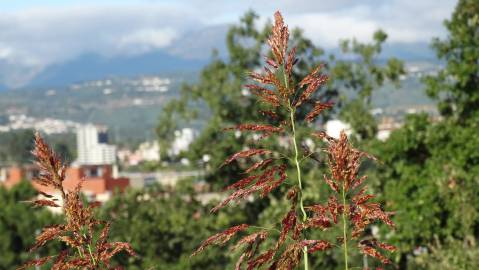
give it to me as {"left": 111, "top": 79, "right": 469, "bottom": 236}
{"left": 424, "top": 0, "right": 479, "bottom": 121}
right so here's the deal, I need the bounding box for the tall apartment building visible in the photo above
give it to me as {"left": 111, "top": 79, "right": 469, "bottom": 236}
{"left": 77, "top": 124, "right": 116, "bottom": 165}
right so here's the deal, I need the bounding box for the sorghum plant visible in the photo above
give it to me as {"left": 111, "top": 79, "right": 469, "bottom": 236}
{"left": 192, "top": 11, "right": 395, "bottom": 270}
{"left": 311, "top": 130, "right": 396, "bottom": 269}
{"left": 20, "top": 133, "right": 135, "bottom": 269}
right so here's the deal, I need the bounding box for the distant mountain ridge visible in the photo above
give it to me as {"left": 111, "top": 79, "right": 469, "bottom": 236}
{"left": 0, "top": 24, "right": 437, "bottom": 91}
{"left": 26, "top": 51, "right": 207, "bottom": 89}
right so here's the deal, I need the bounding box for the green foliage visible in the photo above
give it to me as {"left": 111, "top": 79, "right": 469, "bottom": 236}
{"left": 334, "top": 30, "right": 405, "bottom": 139}
{"left": 156, "top": 12, "right": 404, "bottom": 178}
{"left": 157, "top": 11, "right": 329, "bottom": 184}
{"left": 335, "top": 30, "right": 403, "bottom": 101}
{"left": 49, "top": 133, "right": 77, "bottom": 164}
{"left": 359, "top": 2, "right": 479, "bottom": 268}
{"left": 0, "top": 129, "right": 35, "bottom": 164}
{"left": 0, "top": 130, "right": 76, "bottom": 165}
{"left": 367, "top": 114, "right": 479, "bottom": 267}
{"left": 155, "top": 10, "right": 404, "bottom": 269}
{"left": 0, "top": 181, "right": 61, "bottom": 269}
{"left": 100, "top": 183, "right": 250, "bottom": 269}
{"left": 424, "top": 0, "right": 479, "bottom": 120}
{"left": 339, "top": 100, "right": 377, "bottom": 140}
{"left": 412, "top": 237, "right": 479, "bottom": 269}
{"left": 4, "top": 2, "right": 477, "bottom": 268}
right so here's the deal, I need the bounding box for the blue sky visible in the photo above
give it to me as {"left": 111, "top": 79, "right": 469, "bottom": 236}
{"left": 0, "top": 0, "right": 457, "bottom": 87}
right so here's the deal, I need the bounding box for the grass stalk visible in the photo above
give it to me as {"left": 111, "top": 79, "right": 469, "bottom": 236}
{"left": 289, "top": 107, "right": 309, "bottom": 270}
{"left": 341, "top": 184, "right": 349, "bottom": 270}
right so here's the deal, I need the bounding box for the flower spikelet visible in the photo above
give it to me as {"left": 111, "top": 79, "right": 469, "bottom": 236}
{"left": 20, "top": 133, "right": 135, "bottom": 269}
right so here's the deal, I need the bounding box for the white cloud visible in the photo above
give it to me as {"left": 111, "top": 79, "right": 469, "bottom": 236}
{"left": 288, "top": 12, "right": 379, "bottom": 47}
{"left": 0, "top": 4, "right": 201, "bottom": 87}
{"left": 118, "top": 28, "right": 178, "bottom": 53}
{"left": 0, "top": 6, "right": 197, "bottom": 62}
{"left": 0, "top": 46, "right": 13, "bottom": 60}
{"left": 0, "top": 0, "right": 457, "bottom": 88}
{"left": 282, "top": 0, "right": 457, "bottom": 47}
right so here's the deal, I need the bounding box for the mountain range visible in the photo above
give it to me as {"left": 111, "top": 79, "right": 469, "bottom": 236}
{"left": 0, "top": 24, "right": 437, "bottom": 91}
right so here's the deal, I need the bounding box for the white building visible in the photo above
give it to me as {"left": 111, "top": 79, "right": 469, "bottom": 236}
{"left": 168, "top": 128, "right": 197, "bottom": 156}
{"left": 325, "top": 120, "right": 352, "bottom": 139}
{"left": 117, "top": 141, "right": 160, "bottom": 166}
{"left": 0, "top": 167, "right": 7, "bottom": 183}
{"left": 137, "top": 141, "right": 160, "bottom": 162}
{"left": 77, "top": 124, "right": 116, "bottom": 165}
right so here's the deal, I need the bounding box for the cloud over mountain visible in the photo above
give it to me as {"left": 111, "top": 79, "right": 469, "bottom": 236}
{"left": 0, "top": 0, "right": 456, "bottom": 88}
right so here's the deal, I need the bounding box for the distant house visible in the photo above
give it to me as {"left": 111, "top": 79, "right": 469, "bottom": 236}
{"left": 377, "top": 116, "right": 403, "bottom": 141}
{"left": 0, "top": 164, "right": 129, "bottom": 202}
{"left": 117, "top": 140, "right": 160, "bottom": 167}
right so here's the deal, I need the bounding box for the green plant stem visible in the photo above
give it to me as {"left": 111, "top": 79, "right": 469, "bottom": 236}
{"left": 341, "top": 185, "right": 349, "bottom": 270}
{"left": 87, "top": 244, "right": 96, "bottom": 266}
{"left": 83, "top": 233, "right": 97, "bottom": 266}
{"left": 289, "top": 107, "right": 309, "bottom": 270}
{"left": 77, "top": 247, "right": 84, "bottom": 258}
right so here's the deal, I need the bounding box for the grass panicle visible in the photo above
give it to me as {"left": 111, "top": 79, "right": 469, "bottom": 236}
{"left": 20, "top": 133, "right": 136, "bottom": 270}
{"left": 192, "top": 11, "right": 396, "bottom": 270}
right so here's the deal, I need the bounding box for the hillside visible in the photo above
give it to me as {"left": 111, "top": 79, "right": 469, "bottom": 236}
{"left": 0, "top": 73, "right": 199, "bottom": 145}
{"left": 0, "top": 61, "right": 437, "bottom": 146}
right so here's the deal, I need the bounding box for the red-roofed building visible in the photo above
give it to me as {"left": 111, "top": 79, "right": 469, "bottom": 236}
{"left": 0, "top": 164, "right": 129, "bottom": 202}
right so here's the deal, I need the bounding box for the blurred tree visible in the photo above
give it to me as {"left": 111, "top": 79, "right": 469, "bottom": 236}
{"left": 0, "top": 129, "right": 35, "bottom": 164}
{"left": 155, "top": 11, "right": 404, "bottom": 269}
{"left": 0, "top": 131, "right": 75, "bottom": 165}
{"left": 366, "top": 2, "right": 479, "bottom": 267}
{"left": 157, "top": 11, "right": 327, "bottom": 187}
{"left": 0, "top": 181, "right": 61, "bottom": 269}
{"left": 424, "top": 0, "right": 479, "bottom": 121}
{"left": 368, "top": 113, "right": 479, "bottom": 268}
{"left": 53, "top": 142, "right": 74, "bottom": 164}
{"left": 335, "top": 30, "right": 405, "bottom": 140}
{"left": 101, "top": 182, "right": 249, "bottom": 269}
{"left": 48, "top": 133, "right": 77, "bottom": 164}
{"left": 412, "top": 237, "right": 479, "bottom": 269}
{"left": 156, "top": 11, "right": 404, "bottom": 182}
{"left": 311, "top": 1, "right": 479, "bottom": 268}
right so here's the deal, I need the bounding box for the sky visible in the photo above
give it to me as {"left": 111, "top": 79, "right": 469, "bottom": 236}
{"left": 0, "top": 0, "right": 457, "bottom": 87}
